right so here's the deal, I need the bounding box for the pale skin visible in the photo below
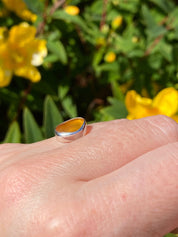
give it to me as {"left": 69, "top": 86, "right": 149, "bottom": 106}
{"left": 0, "top": 115, "right": 178, "bottom": 237}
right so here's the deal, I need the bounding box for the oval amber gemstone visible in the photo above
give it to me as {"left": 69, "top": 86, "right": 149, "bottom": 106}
{"left": 56, "top": 118, "right": 84, "bottom": 134}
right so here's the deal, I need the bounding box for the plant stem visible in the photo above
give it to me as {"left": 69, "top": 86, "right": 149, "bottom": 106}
{"left": 100, "top": 0, "right": 108, "bottom": 30}
{"left": 36, "top": 0, "right": 66, "bottom": 36}
{"left": 144, "top": 16, "right": 173, "bottom": 57}
{"left": 49, "top": 0, "right": 66, "bottom": 15}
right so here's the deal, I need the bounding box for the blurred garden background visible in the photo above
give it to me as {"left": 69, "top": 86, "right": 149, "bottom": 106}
{"left": 0, "top": 0, "right": 178, "bottom": 144}
{"left": 0, "top": 0, "right": 178, "bottom": 236}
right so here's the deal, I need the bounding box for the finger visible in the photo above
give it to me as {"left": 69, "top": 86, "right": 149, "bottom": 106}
{"left": 81, "top": 142, "right": 178, "bottom": 237}
{"left": 29, "top": 121, "right": 105, "bottom": 151}
{"left": 0, "top": 143, "right": 27, "bottom": 161}
{"left": 0, "top": 122, "right": 104, "bottom": 163}
{"left": 45, "top": 115, "right": 178, "bottom": 180}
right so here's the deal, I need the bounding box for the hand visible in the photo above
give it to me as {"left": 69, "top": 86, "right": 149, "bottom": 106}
{"left": 0, "top": 115, "right": 178, "bottom": 237}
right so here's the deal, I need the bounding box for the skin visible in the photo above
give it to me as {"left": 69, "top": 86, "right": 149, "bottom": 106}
{"left": 0, "top": 115, "right": 177, "bottom": 237}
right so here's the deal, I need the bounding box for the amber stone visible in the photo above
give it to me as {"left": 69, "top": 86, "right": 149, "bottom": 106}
{"left": 56, "top": 118, "right": 84, "bottom": 133}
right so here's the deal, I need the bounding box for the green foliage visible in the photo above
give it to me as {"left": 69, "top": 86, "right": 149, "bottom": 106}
{"left": 43, "top": 95, "right": 63, "bottom": 138}
{"left": 96, "top": 97, "right": 128, "bottom": 121}
{"left": 1, "top": 94, "right": 77, "bottom": 143}
{"left": 47, "top": 40, "right": 68, "bottom": 64}
{"left": 23, "top": 107, "right": 43, "bottom": 143}
{"left": 4, "top": 121, "right": 21, "bottom": 143}
{"left": 23, "top": 0, "right": 44, "bottom": 14}
{"left": 164, "top": 234, "right": 178, "bottom": 237}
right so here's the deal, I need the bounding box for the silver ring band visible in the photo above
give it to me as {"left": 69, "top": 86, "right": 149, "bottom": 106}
{"left": 55, "top": 117, "right": 87, "bottom": 143}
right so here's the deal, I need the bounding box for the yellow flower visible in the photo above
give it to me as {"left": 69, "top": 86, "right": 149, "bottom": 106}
{"left": 132, "top": 36, "right": 139, "bottom": 43}
{"left": 125, "top": 88, "right": 178, "bottom": 122}
{"left": 0, "top": 23, "right": 47, "bottom": 87}
{"left": 171, "top": 115, "right": 178, "bottom": 122}
{"left": 64, "top": 5, "right": 80, "bottom": 16}
{"left": 1, "top": 0, "right": 37, "bottom": 22}
{"left": 111, "top": 16, "right": 123, "bottom": 29}
{"left": 104, "top": 52, "right": 116, "bottom": 63}
{"left": 0, "top": 68, "right": 12, "bottom": 87}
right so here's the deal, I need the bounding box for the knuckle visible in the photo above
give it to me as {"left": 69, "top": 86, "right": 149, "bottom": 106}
{"left": 44, "top": 201, "right": 96, "bottom": 237}
{"left": 154, "top": 114, "right": 177, "bottom": 126}
{"left": 166, "top": 142, "right": 178, "bottom": 164}
{"left": 145, "top": 115, "right": 178, "bottom": 140}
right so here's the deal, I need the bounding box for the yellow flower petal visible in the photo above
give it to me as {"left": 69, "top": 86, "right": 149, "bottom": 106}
{"left": 152, "top": 87, "right": 178, "bottom": 117}
{"left": 125, "top": 90, "right": 159, "bottom": 119}
{"left": 9, "top": 22, "right": 36, "bottom": 46}
{"left": 30, "top": 39, "right": 47, "bottom": 66}
{"left": 64, "top": 5, "right": 80, "bottom": 16}
{"left": 1, "top": 42, "right": 30, "bottom": 70}
{"left": 104, "top": 52, "right": 116, "bottom": 63}
{"left": 0, "top": 67, "right": 12, "bottom": 87}
{"left": 171, "top": 115, "right": 178, "bottom": 123}
{"left": 0, "top": 43, "right": 13, "bottom": 70}
{"left": 2, "top": 0, "right": 37, "bottom": 22}
{"left": 14, "top": 66, "right": 41, "bottom": 82}
{"left": 2, "top": 0, "right": 26, "bottom": 12}
{"left": 0, "top": 22, "right": 47, "bottom": 86}
{"left": 17, "top": 9, "right": 37, "bottom": 22}
{"left": 125, "top": 90, "right": 152, "bottom": 112}
{"left": 7, "top": 23, "right": 47, "bottom": 68}
{"left": 111, "top": 16, "right": 123, "bottom": 29}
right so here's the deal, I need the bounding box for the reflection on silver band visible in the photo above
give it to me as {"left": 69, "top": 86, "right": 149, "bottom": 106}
{"left": 55, "top": 117, "right": 87, "bottom": 143}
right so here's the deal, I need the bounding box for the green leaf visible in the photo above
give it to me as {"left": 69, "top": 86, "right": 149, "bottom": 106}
{"left": 100, "top": 97, "right": 128, "bottom": 121}
{"left": 146, "top": 25, "right": 167, "bottom": 40}
{"left": 96, "top": 62, "right": 119, "bottom": 73}
{"left": 159, "top": 41, "right": 173, "bottom": 62}
{"left": 23, "top": 107, "right": 43, "bottom": 143}
{"left": 118, "top": 0, "right": 139, "bottom": 13}
{"left": 92, "top": 47, "right": 106, "bottom": 67}
{"left": 4, "top": 121, "right": 21, "bottom": 143}
{"left": 23, "top": 0, "right": 44, "bottom": 14}
{"left": 0, "top": 88, "right": 19, "bottom": 103}
{"left": 111, "top": 81, "right": 124, "bottom": 101}
{"left": 43, "top": 96, "right": 63, "bottom": 138}
{"left": 43, "top": 54, "right": 59, "bottom": 63}
{"left": 52, "top": 10, "right": 86, "bottom": 30}
{"left": 142, "top": 5, "right": 156, "bottom": 29}
{"left": 142, "top": 5, "right": 167, "bottom": 40}
{"left": 58, "top": 85, "right": 69, "bottom": 100}
{"left": 62, "top": 97, "right": 77, "bottom": 118}
{"left": 148, "top": 53, "right": 162, "bottom": 70}
{"left": 164, "top": 234, "right": 178, "bottom": 237}
{"left": 150, "top": 0, "right": 175, "bottom": 13}
{"left": 170, "top": 9, "right": 178, "bottom": 29}
{"left": 116, "top": 37, "right": 134, "bottom": 53}
{"left": 47, "top": 40, "right": 68, "bottom": 65}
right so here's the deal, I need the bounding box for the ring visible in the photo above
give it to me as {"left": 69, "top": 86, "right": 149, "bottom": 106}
{"left": 55, "top": 117, "right": 87, "bottom": 143}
